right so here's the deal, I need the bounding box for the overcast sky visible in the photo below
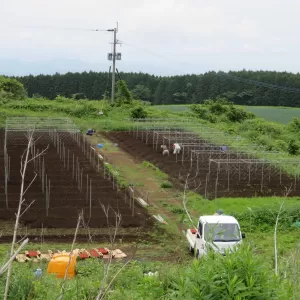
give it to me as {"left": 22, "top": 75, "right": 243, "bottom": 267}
{"left": 0, "top": 0, "right": 299, "bottom": 76}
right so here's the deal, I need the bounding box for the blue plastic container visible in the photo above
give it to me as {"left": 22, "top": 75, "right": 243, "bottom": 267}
{"left": 34, "top": 268, "right": 42, "bottom": 278}
{"left": 97, "top": 144, "right": 103, "bottom": 149}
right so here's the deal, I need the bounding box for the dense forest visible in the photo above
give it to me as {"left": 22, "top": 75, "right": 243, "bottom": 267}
{"left": 13, "top": 70, "right": 300, "bottom": 106}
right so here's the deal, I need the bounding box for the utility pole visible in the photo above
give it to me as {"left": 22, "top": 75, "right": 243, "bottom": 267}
{"left": 111, "top": 28, "right": 117, "bottom": 104}
{"left": 107, "top": 23, "right": 121, "bottom": 103}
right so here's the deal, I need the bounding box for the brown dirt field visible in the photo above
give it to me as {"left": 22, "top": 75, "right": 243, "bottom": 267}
{"left": 0, "top": 130, "right": 152, "bottom": 231}
{"left": 104, "top": 131, "right": 300, "bottom": 198}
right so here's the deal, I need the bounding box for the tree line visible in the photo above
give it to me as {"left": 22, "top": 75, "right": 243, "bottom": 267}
{"left": 11, "top": 70, "right": 300, "bottom": 106}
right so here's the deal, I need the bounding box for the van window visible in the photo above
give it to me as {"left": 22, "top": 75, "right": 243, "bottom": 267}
{"left": 204, "top": 223, "right": 241, "bottom": 242}
{"left": 198, "top": 222, "right": 203, "bottom": 236}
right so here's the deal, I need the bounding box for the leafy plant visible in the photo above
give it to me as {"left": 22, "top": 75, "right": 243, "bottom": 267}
{"left": 160, "top": 181, "right": 173, "bottom": 188}
{"left": 288, "top": 139, "right": 299, "bottom": 155}
{"left": 0, "top": 76, "right": 26, "bottom": 99}
{"left": 131, "top": 106, "right": 148, "bottom": 119}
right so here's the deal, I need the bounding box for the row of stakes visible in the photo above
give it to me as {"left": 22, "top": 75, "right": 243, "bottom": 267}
{"left": 2, "top": 129, "right": 136, "bottom": 218}
{"left": 49, "top": 130, "right": 136, "bottom": 217}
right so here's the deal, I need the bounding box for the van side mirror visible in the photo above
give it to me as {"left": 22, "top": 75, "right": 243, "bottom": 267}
{"left": 242, "top": 233, "right": 246, "bottom": 239}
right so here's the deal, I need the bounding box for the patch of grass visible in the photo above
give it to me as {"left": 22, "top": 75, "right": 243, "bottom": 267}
{"left": 154, "top": 104, "right": 190, "bottom": 112}
{"left": 142, "top": 161, "right": 168, "bottom": 180}
{"left": 185, "top": 192, "right": 300, "bottom": 216}
{"left": 104, "top": 163, "right": 128, "bottom": 188}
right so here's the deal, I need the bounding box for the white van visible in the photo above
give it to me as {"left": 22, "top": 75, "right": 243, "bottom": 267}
{"left": 186, "top": 215, "right": 245, "bottom": 258}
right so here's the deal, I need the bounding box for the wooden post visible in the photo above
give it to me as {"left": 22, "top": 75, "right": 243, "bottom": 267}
{"left": 8, "top": 156, "right": 10, "bottom": 181}
{"left": 67, "top": 149, "right": 70, "bottom": 171}
{"left": 86, "top": 174, "right": 89, "bottom": 203}
{"left": 48, "top": 179, "right": 50, "bottom": 210}
{"left": 63, "top": 144, "right": 66, "bottom": 168}
{"left": 132, "top": 187, "right": 135, "bottom": 216}
{"left": 261, "top": 164, "right": 264, "bottom": 192}
{"left": 72, "top": 153, "right": 75, "bottom": 179}
{"left": 45, "top": 174, "right": 48, "bottom": 216}
{"left": 42, "top": 157, "right": 45, "bottom": 193}
{"left": 89, "top": 179, "right": 92, "bottom": 218}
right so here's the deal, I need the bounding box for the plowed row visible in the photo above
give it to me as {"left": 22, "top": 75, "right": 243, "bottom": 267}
{"left": 105, "top": 131, "right": 300, "bottom": 198}
{"left": 0, "top": 130, "right": 151, "bottom": 229}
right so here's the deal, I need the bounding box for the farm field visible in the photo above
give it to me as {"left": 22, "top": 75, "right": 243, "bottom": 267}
{"left": 154, "top": 104, "right": 300, "bottom": 124}
{"left": 104, "top": 130, "right": 300, "bottom": 198}
{"left": 0, "top": 118, "right": 152, "bottom": 242}
{"left": 245, "top": 106, "right": 300, "bottom": 124}
{"left": 1, "top": 105, "right": 300, "bottom": 299}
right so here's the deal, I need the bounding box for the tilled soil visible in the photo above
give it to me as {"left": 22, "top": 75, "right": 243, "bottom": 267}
{"left": 104, "top": 131, "right": 300, "bottom": 198}
{"left": 0, "top": 130, "right": 152, "bottom": 230}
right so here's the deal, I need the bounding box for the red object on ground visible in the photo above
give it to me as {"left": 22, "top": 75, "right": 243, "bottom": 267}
{"left": 97, "top": 248, "right": 109, "bottom": 254}
{"left": 190, "top": 228, "right": 197, "bottom": 234}
{"left": 79, "top": 253, "right": 90, "bottom": 259}
{"left": 89, "top": 249, "right": 103, "bottom": 258}
{"left": 26, "top": 251, "right": 40, "bottom": 257}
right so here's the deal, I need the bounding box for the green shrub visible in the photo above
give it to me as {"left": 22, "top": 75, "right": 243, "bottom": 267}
{"left": 0, "top": 76, "right": 26, "bottom": 99}
{"left": 208, "top": 101, "right": 229, "bottom": 115}
{"left": 171, "top": 207, "right": 185, "bottom": 214}
{"left": 288, "top": 139, "right": 299, "bottom": 155}
{"left": 167, "top": 245, "right": 289, "bottom": 299}
{"left": 131, "top": 106, "right": 148, "bottom": 119}
{"left": 160, "top": 181, "right": 173, "bottom": 188}
{"left": 226, "top": 106, "right": 253, "bottom": 122}
{"left": 190, "top": 104, "right": 208, "bottom": 119}
{"left": 288, "top": 117, "right": 300, "bottom": 132}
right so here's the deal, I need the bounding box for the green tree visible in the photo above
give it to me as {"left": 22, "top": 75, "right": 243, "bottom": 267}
{"left": 0, "top": 76, "right": 26, "bottom": 99}
{"left": 115, "top": 80, "right": 132, "bottom": 105}
{"left": 132, "top": 85, "right": 152, "bottom": 101}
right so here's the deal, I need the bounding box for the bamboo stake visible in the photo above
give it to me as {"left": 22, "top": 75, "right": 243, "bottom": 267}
{"left": 89, "top": 179, "right": 92, "bottom": 218}
{"left": 86, "top": 174, "right": 89, "bottom": 203}
{"left": 45, "top": 174, "right": 48, "bottom": 216}
{"left": 132, "top": 187, "right": 135, "bottom": 216}
{"left": 42, "top": 157, "right": 45, "bottom": 193}
{"left": 72, "top": 153, "right": 75, "bottom": 179}
{"left": 48, "top": 179, "right": 51, "bottom": 210}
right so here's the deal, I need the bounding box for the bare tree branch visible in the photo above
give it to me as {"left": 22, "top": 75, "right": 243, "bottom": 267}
{"left": 96, "top": 204, "right": 125, "bottom": 300}
{"left": 58, "top": 211, "right": 83, "bottom": 300}
{"left": 19, "top": 200, "right": 36, "bottom": 218}
{"left": 23, "top": 173, "right": 38, "bottom": 195}
{"left": 27, "top": 145, "right": 49, "bottom": 164}
{"left": 98, "top": 248, "right": 137, "bottom": 300}
{"left": 0, "top": 238, "right": 29, "bottom": 276}
{"left": 182, "top": 174, "right": 198, "bottom": 229}
{"left": 3, "top": 129, "right": 48, "bottom": 299}
{"left": 274, "top": 186, "right": 292, "bottom": 276}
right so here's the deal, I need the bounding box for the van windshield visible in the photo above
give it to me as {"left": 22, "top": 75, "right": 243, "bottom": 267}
{"left": 204, "top": 223, "right": 241, "bottom": 242}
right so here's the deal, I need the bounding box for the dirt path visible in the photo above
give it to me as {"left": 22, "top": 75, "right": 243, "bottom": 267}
{"left": 86, "top": 133, "right": 190, "bottom": 234}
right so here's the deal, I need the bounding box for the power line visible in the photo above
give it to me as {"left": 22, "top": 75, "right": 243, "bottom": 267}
{"left": 5, "top": 25, "right": 109, "bottom": 32}
{"left": 218, "top": 72, "right": 300, "bottom": 94}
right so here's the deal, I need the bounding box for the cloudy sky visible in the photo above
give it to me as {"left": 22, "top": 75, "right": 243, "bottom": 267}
{"left": 0, "top": 0, "right": 299, "bottom": 76}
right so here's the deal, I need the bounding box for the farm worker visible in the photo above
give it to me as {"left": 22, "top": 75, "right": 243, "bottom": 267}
{"left": 214, "top": 209, "right": 224, "bottom": 216}
{"left": 160, "top": 145, "right": 169, "bottom": 156}
{"left": 173, "top": 143, "right": 181, "bottom": 154}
